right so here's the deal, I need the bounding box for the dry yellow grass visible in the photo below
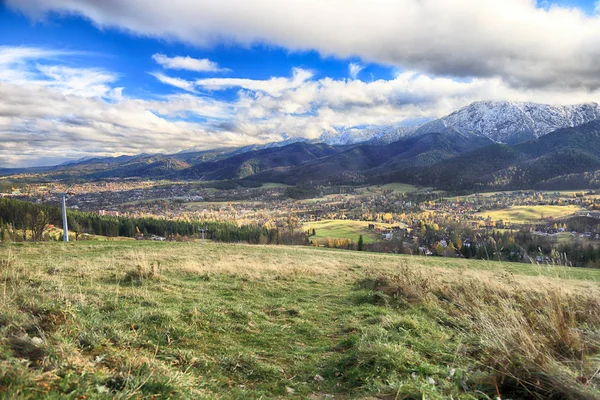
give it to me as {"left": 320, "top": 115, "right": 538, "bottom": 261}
{"left": 1, "top": 241, "right": 599, "bottom": 398}
{"left": 369, "top": 264, "right": 600, "bottom": 399}
{"left": 475, "top": 205, "right": 584, "bottom": 223}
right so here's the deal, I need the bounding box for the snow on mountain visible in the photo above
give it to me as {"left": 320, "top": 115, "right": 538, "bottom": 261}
{"left": 414, "top": 101, "right": 600, "bottom": 144}
{"left": 234, "top": 137, "right": 311, "bottom": 153}
{"left": 316, "top": 101, "right": 600, "bottom": 146}
{"left": 319, "top": 126, "right": 417, "bottom": 146}
{"left": 57, "top": 156, "right": 96, "bottom": 166}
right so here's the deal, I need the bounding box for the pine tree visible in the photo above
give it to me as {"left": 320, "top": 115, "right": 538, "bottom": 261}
{"left": 357, "top": 235, "right": 364, "bottom": 251}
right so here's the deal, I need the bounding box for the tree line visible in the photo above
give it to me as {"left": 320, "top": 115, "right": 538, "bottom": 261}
{"left": 0, "top": 197, "right": 297, "bottom": 244}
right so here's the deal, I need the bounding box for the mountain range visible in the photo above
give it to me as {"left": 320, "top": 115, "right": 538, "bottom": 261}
{"left": 4, "top": 100, "right": 600, "bottom": 192}
{"left": 319, "top": 100, "right": 600, "bottom": 146}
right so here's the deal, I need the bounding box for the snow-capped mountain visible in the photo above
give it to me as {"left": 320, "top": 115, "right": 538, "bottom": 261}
{"left": 319, "top": 126, "right": 417, "bottom": 146}
{"left": 413, "top": 101, "right": 600, "bottom": 144}
{"left": 316, "top": 101, "right": 600, "bottom": 146}
{"left": 234, "top": 137, "right": 311, "bottom": 152}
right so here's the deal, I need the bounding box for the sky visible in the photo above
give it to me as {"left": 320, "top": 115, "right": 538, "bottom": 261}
{"left": 2, "top": 0, "right": 600, "bottom": 167}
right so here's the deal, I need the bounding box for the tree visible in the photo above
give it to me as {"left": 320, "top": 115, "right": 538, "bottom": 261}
{"left": 435, "top": 243, "right": 444, "bottom": 256}
{"left": 29, "top": 208, "right": 51, "bottom": 242}
{"left": 70, "top": 219, "right": 83, "bottom": 241}
{"left": 357, "top": 235, "right": 364, "bottom": 251}
{"left": 455, "top": 236, "right": 463, "bottom": 250}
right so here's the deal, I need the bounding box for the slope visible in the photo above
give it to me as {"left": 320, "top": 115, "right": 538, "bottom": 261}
{"left": 181, "top": 142, "right": 341, "bottom": 181}
{"left": 402, "top": 120, "right": 600, "bottom": 191}
{"left": 2, "top": 241, "right": 599, "bottom": 399}
{"left": 254, "top": 131, "right": 493, "bottom": 185}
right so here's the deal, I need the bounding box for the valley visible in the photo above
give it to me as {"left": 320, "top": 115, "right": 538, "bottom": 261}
{"left": 4, "top": 174, "right": 600, "bottom": 267}
{"left": 5, "top": 2, "right": 600, "bottom": 399}
{"left": 3, "top": 100, "right": 600, "bottom": 398}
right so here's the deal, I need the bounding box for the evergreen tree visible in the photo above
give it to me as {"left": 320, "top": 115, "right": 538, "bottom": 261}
{"left": 357, "top": 235, "right": 364, "bottom": 251}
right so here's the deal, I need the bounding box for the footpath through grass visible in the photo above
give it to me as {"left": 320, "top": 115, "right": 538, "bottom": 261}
{"left": 0, "top": 242, "right": 599, "bottom": 399}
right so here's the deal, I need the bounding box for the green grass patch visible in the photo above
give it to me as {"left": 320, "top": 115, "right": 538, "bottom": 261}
{"left": 260, "top": 182, "right": 291, "bottom": 189}
{"left": 0, "top": 242, "right": 598, "bottom": 398}
{"left": 303, "top": 220, "right": 399, "bottom": 244}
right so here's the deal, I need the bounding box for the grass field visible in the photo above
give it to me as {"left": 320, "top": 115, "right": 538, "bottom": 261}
{"left": 358, "top": 183, "right": 424, "bottom": 194}
{"left": 303, "top": 220, "right": 399, "bottom": 244}
{"left": 260, "top": 182, "right": 291, "bottom": 189}
{"left": 0, "top": 242, "right": 599, "bottom": 399}
{"left": 475, "top": 205, "right": 584, "bottom": 223}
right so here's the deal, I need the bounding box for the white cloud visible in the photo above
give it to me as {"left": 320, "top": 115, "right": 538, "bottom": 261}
{"left": 4, "top": 45, "right": 600, "bottom": 167}
{"left": 152, "top": 53, "right": 229, "bottom": 72}
{"left": 195, "top": 68, "right": 313, "bottom": 96}
{"left": 348, "top": 63, "right": 364, "bottom": 80}
{"left": 36, "top": 64, "right": 117, "bottom": 97}
{"left": 150, "top": 72, "right": 196, "bottom": 92}
{"left": 9, "top": 0, "right": 600, "bottom": 90}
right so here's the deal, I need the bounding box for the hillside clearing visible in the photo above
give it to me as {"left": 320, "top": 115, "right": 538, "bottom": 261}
{"left": 359, "top": 183, "right": 422, "bottom": 194}
{"left": 475, "top": 205, "right": 584, "bottom": 223}
{"left": 303, "top": 220, "right": 400, "bottom": 244}
{"left": 0, "top": 242, "right": 598, "bottom": 399}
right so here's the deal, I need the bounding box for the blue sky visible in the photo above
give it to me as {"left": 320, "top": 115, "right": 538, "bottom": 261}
{"left": 0, "top": 7, "right": 395, "bottom": 99}
{"left": 1, "top": 0, "right": 600, "bottom": 166}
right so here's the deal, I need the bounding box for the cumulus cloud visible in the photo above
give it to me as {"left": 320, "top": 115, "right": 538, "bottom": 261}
{"left": 0, "top": 47, "right": 245, "bottom": 166}
{"left": 9, "top": 0, "right": 600, "bottom": 90}
{"left": 152, "top": 53, "right": 229, "bottom": 72}
{"left": 4, "top": 43, "right": 600, "bottom": 167}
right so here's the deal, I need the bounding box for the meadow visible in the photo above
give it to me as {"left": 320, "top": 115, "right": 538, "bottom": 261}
{"left": 0, "top": 241, "right": 599, "bottom": 399}
{"left": 359, "top": 183, "right": 422, "bottom": 194}
{"left": 303, "top": 220, "right": 399, "bottom": 244}
{"left": 475, "top": 205, "right": 584, "bottom": 223}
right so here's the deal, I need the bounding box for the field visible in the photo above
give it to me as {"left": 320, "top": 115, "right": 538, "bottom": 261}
{"left": 0, "top": 242, "right": 599, "bottom": 399}
{"left": 475, "top": 205, "right": 584, "bottom": 223}
{"left": 303, "top": 220, "right": 399, "bottom": 244}
{"left": 260, "top": 182, "right": 291, "bottom": 189}
{"left": 360, "top": 183, "right": 421, "bottom": 194}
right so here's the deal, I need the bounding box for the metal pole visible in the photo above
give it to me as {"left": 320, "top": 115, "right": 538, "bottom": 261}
{"left": 201, "top": 228, "right": 205, "bottom": 244}
{"left": 62, "top": 194, "right": 69, "bottom": 242}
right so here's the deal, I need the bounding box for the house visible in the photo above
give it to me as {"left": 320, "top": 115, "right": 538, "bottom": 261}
{"left": 98, "top": 210, "right": 120, "bottom": 217}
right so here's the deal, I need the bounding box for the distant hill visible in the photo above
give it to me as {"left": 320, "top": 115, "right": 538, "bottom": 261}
{"left": 244, "top": 120, "right": 600, "bottom": 191}
{"left": 180, "top": 142, "right": 341, "bottom": 181}
{"left": 254, "top": 130, "right": 494, "bottom": 184}
{"left": 4, "top": 101, "right": 600, "bottom": 191}
{"left": 84, "top": 156, "right": 192, "bottom": 179}
{"left": 399, "top": 120, "right": 600, "bottom": 191}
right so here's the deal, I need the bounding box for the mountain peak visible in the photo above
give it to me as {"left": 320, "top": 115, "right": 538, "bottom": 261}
{"left": 417, "top": 100, "right": 600, "bottom": 144}
{"left": 315, "top": 100, "right": 600, "bottom": 147}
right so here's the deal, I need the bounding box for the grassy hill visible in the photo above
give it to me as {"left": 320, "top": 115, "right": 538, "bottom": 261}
{"left": 1, "top": 242, "right": 599, "bottom": 399}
